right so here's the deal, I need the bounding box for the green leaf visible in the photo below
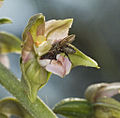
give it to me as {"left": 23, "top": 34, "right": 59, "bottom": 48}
{"left": 0, "top": 63, "right": 57, "bottom": 118}
{"left": 0, "top": 32, "right": 21, "bottom": 54}
{"left": 53, "top": 98, "right": 93, "bottom": 118}
{"left": 93, "top": 98, "right": 120, "bottom": 118}
{"left": 0, "top": 98, "right": 32, "bottom": 118}
{"left": 0, "top": 18, "right": 12, "bottom": 25}
{"left": 68, "top": 44, "right": 99, "bottom": 68}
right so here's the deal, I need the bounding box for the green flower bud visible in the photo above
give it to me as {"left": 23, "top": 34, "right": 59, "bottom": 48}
{"left": 0, "top": 98, "right": 32, "bottom": 118}
{"left": 53, "top": 98, "right": 93, "bottom": 118}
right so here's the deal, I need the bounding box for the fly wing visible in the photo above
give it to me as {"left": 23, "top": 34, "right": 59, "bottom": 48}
{"left": 59, "top": 34, "right": 75, "bottom": 45}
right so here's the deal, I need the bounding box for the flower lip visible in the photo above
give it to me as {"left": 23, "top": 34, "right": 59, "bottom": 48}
{"left": 45, "top": 54, "right": 72, "bottom": 77}
{"left": 38, "top": 35, "right": 76, "bottom": 78}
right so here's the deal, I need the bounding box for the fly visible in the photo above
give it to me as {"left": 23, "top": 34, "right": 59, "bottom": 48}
{"left": 41, "top": 34, "right": 76, "bottom": 60}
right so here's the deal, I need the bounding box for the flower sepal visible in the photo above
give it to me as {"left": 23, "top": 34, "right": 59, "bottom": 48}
{"left": 20, "top": 58, "right": 51, "bottom": 102}
{"left": 68, "top": 44, "right": 99, "bottom": 68}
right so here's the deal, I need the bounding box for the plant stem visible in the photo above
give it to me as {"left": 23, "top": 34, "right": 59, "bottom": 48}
{"left": 0, "top": 63, "right": 57, "bottom": 118}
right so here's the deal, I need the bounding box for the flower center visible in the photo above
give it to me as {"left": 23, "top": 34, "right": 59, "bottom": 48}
{"left": 34, "top": 35, "right": 46, "bottom": 47}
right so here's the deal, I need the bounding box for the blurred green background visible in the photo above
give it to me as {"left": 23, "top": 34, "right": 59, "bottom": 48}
{"left": 0, "top": 0, "right": 120, "bottom": 112}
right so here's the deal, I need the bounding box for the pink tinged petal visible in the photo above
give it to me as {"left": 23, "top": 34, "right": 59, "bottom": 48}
{"left": 96, "top": 83, "right": 120, "bottom": 99}
{"left": 45, "top": 19, "right": 73, "bottom": 44}
{"left": 22, "top": 32, "right": 34, "bottom": 63}
{"left": 57, "top": 54, "right": 71, "bottom": 75}
{"left": 0, "top": 54, "right": 10, "bottom": 68}
{"left": 45, "top": 55, "right": 72, "bottom": 77}
{"left": 45, "top": 60, "right": 65, "bottom": 77}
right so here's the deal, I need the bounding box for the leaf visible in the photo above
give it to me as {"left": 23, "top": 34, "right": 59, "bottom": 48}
{"left": 53, "top": 98, "right": 93, "bottom": 118}
{"left": 0, "top": 63, "right": 57, "bottom": 118}
{"left": 0, "top": 32, "right": 21, "bottom": 54}
{"left": 0, "top": 98, "right": 32, "bottom": 118}
{"left": 68, "top": 44, "right": 99, "bottom": 68}
{"left": 0, "top": 18, "right": 12, "bottom": 25}
{"left": 93, "top": 98, "right": 120, "bottom": 118}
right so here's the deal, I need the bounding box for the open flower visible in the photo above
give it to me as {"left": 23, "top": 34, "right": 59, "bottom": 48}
{"left": 22, "top": 14, "right": 75, "bottom": 77}
{"left": 21, "top": 13, "right": 99, "bottom": 102}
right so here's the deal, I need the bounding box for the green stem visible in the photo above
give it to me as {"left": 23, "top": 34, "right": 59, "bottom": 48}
{"left": 0, "top": 63, "right": 57, "bottom": 118}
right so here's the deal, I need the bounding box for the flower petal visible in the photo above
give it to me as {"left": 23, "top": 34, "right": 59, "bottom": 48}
{"left": 46, "top": 60, "right": 65, "bottom": 77}
{"left": 96, "top": 83, "right": 120, "bottom": 99}
{"left": 34, "top": 41, "right": 52, "bottom": 56}
{"left": 23, "top": 13, "right": 45, "bottom": 42}
{"left": 57, "top": 54, "right": 71, "bottom": 75}
{"left": 45, "top": 19, "right": 73, "bottom": 44}
{"left": 45, "top": 55, "right": 71, "bottom": 77}
{"left": 68, "top": 44, "right": 99, "bottom": 68}
{"left": 22, "top": 32, "right": 34, "bottom": 63}
{"left": 38, "top": 59, "right": 51, "bottom": 67}
{"left": 22, "top": 14, "right": 46, "bottom": 63}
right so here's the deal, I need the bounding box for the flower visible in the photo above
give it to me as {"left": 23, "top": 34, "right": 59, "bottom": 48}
{"left": 85, "top": 83, "right": 120, "bottom": 118}
{"left": 22, "top": 14, "right": 75, "bottom": 77}
{"left": 21, "top": 13, "right": 99, "bottom": 102}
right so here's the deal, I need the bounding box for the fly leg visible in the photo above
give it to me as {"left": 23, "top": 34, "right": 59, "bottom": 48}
{"left": 64, "top": 52, "right": 72, "bottom": 63}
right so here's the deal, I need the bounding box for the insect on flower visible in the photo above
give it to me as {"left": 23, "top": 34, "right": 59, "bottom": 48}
{"left": 41, "top": 34, "right": 76, "bottom": 60}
